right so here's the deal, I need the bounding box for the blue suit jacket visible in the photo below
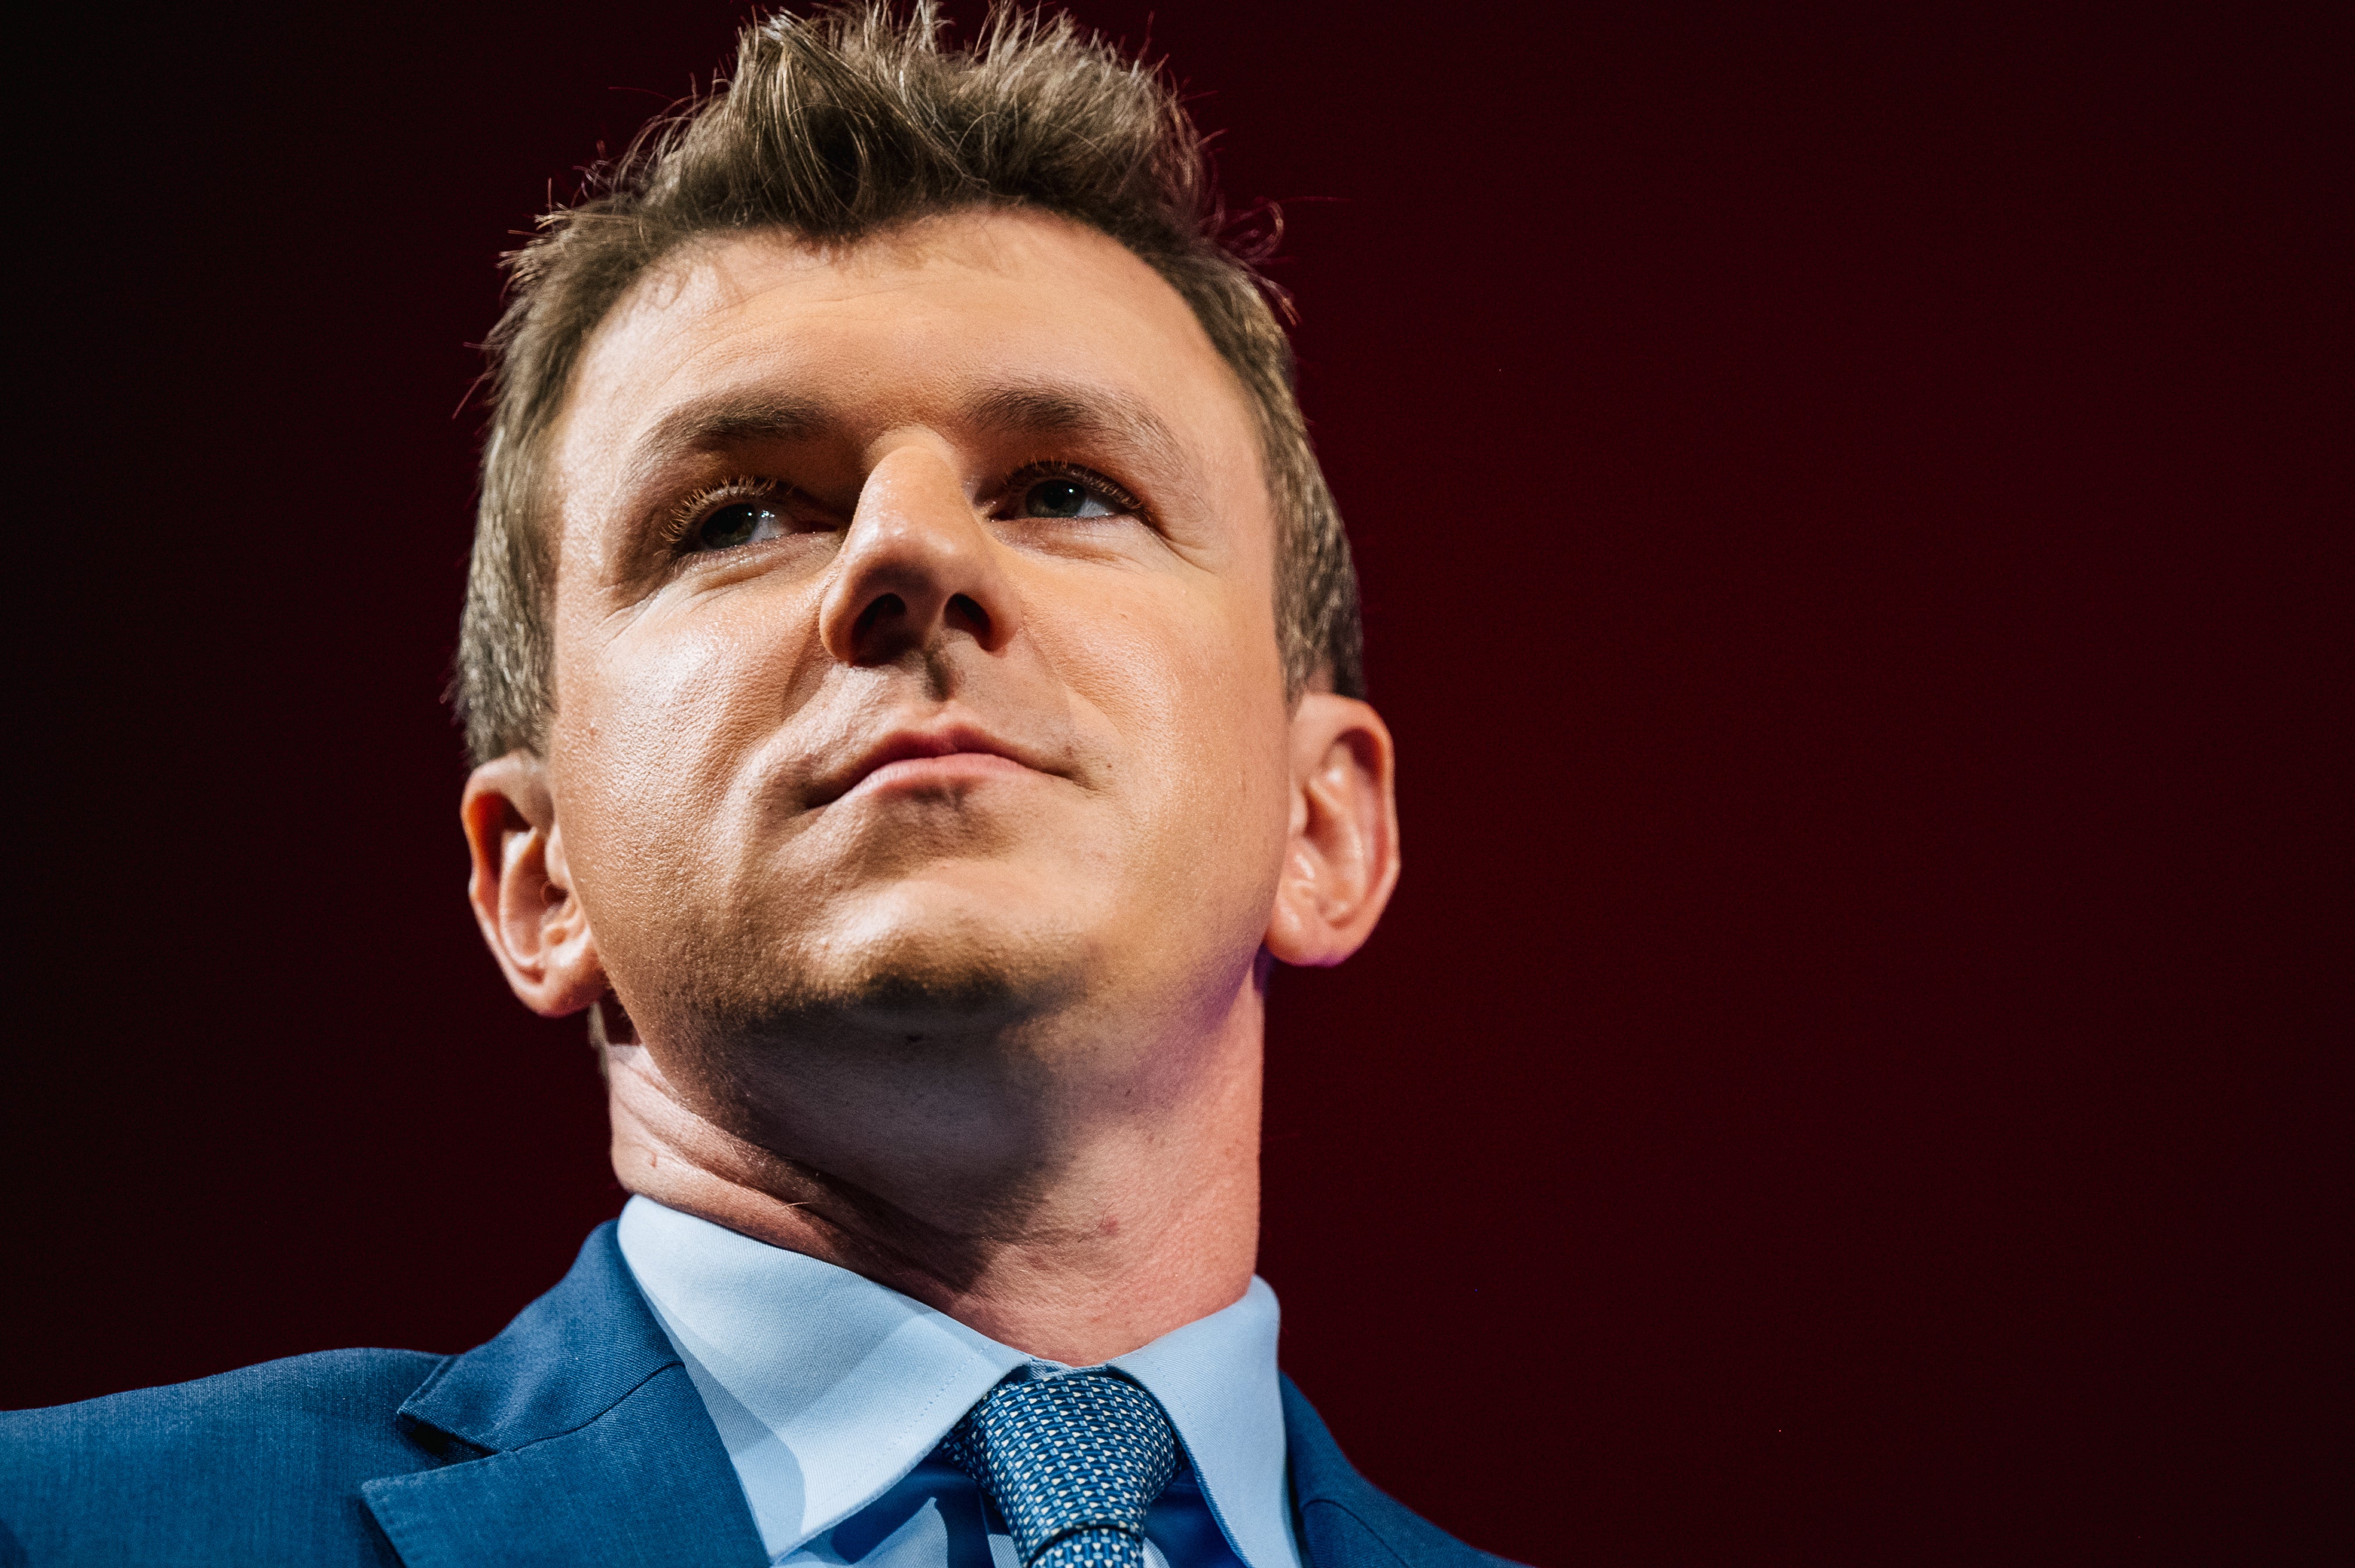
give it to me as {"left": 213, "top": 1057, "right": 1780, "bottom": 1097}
{"left": 1, "top": 1225, "right": 1509, "bottom": 1568}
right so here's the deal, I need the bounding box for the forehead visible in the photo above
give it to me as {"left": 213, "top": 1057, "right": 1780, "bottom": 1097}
{"left": 556, "top": 208, "right": 1255, "bottom": 474}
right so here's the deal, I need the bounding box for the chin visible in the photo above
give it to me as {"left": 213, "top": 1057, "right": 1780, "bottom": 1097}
{"left": 818, "top": 884, "right": 1090, "bottom": 1031}
{"left": 654, "top": 876, "right": 1099, "bottom": 1046}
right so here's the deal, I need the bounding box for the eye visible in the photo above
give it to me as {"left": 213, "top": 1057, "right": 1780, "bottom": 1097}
{"left": 1018, "top": 474, "right": 1123, "bottom": 519}
{"left": 1022, "top": 477, "right": 1111, "bottom": 518}
{"left": 693, "top": 500, "right": 787, "bottom": 551}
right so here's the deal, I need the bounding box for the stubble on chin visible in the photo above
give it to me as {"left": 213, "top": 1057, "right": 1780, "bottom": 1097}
{"left": 625, "top": 889, "right": 1093, "bottom": 1064}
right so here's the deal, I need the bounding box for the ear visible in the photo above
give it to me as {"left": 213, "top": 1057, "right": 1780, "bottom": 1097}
{"left": 461, "top": 751, "right": 607, "bottom": 1017}
{"left": 1263, "top": 694, "right": 1402, "bottom": 968}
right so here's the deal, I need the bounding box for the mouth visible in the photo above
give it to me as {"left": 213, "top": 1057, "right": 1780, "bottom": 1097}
{"left": 813, "top": 722, "right": 1051, "bottom": 807}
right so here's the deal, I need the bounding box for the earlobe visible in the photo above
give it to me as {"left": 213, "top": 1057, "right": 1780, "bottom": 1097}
{"left": 461, "top": 751, "right": 608, "bottom": 1017}
{"left": 1263, "top": 694, "right": 1402, "bottom": 968}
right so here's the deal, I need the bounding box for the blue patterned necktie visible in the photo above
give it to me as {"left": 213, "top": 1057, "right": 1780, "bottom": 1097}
{"left": 944, "top": 1371, "right": 1179, "bottom": 1568}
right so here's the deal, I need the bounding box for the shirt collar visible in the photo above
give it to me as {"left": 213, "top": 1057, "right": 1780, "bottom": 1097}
{"left": 1110, "top": 1276, "right": 1292, "bottom": 1568}
{"left": 616, "top": 1197, "right": 1293, "bottom": 1568}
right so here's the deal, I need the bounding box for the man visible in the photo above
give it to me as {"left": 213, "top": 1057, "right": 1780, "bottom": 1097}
{"left": 2, "top": 7, "right": 1506, "bottom": 1566}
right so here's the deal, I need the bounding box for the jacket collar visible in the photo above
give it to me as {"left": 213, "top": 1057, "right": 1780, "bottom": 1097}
{"left": 1282, "top": 1377, "right": 1504, "bottom": 1568}
{"left": 361, "top": 1223, "right": 767, "bottom": 1567}
{"left": 358, "top": 1221, "right": 1490, "bottom": 1568}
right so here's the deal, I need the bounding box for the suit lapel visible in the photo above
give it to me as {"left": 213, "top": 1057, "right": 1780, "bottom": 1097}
{"left": 362, "top": 1365, "right": 762, "bottom": 1568}
{"left": 362, "top": 1224, "right": 765, "bottom": 1568}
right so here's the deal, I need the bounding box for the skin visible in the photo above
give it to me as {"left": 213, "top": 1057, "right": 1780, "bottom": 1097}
{"left": 461, "top": 209, "right": 1400, "bottom": 1364}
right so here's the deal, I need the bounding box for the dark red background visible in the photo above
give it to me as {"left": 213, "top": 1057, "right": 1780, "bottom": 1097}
{"left": 8, "top": 2, "right": 2345, "bottom": 1563}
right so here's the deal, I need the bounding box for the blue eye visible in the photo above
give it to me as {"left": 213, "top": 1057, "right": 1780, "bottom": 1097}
{"left": 1023, "top": 477, "right": 1116, "bottom": 518}
{"left": 697, "top": 503, "right": 781, "bottom": 550}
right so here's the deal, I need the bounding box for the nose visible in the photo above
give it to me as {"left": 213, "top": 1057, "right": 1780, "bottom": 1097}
{"left": 817, "top": 439, "right": 1020, "bottom": 668}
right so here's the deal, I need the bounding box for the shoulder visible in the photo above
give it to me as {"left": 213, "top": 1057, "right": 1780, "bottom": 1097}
{"left": 3, "top": 1345, "right": 447, "bottom": 1445}
{"left": 0, "top": 1348, "right": 447, "bottom": 1567}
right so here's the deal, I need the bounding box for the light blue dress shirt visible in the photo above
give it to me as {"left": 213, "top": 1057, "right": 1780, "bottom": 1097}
{"left": 617, "top": 1197, "right": 1304, "bottom": 1568}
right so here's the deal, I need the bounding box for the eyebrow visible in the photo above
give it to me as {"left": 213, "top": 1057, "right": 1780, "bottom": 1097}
{"left": 963, "top": 382, "right": 1187, "bottom": 472}
{"left": 623, "top": 380, "right": 1190, "bottom": 480}
{"left": 634, "top": 391, "right": 831, "bottom": 459}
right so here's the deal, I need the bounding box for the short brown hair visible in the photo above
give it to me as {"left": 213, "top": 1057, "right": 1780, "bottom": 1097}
{"left": 455, "top": 1, "right": 1362, "bottom": 765}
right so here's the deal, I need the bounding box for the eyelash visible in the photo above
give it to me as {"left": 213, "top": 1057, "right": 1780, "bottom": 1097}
{"left": 661, "top": 475, "right": 780, "bottom": 550}
{"left": 1002, "top": 459, "right": 1144, "bottom": 517}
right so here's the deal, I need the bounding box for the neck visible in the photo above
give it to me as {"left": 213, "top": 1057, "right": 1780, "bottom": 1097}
{"left": 603, "top": 978, "right": 1264, "bottom": 1364}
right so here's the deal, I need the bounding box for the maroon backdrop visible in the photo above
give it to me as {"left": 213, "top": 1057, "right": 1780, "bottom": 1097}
{"left": 9, "top": 3, "right": 2345, "bottom": 1563}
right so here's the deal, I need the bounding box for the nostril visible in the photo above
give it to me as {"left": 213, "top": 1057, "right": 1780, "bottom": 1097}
{"left": 944, "top": 593, "right": 992, "bottom": 643}
{"left": 852, "top": 593, "right": 906, "bottom": 647}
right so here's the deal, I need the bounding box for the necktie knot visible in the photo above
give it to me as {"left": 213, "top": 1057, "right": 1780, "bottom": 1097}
{"left": 944, "top": 1371, "right": 1179, "bottom": 1568}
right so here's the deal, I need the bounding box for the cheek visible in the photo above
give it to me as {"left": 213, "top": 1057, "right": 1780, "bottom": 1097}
{"left": 1049, "top": 573, "right": 1293, "bottom": 878}
{"left": 549, "top": 583, "right": 817, "bottom": 890}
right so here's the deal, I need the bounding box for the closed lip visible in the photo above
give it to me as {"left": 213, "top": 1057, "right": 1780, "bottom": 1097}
{"left": 812, "top": 722, "right": 1055, "bottom": 806}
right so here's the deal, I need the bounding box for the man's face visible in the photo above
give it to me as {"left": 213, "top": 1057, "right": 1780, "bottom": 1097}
{"left": 540, "top": 210, "right": 1294, "bottom": 1075}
